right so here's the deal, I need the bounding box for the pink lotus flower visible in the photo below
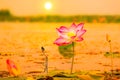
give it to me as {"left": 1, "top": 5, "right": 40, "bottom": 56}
{"left": 54, "top": 23, "right": 86, "bottom": 46}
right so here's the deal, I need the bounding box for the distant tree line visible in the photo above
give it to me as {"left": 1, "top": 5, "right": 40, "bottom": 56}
{"left": 0, "top": 10, "right": 120, "bottom": 23}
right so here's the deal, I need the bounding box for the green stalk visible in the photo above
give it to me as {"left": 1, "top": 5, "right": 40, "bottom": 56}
{"left": 109, "top": 41, "right": 113, "bottom": 78}
{"left": 70, "top": 42, "right": 74, "bottom": 74}
{"left": 41, "top": 47, "right": 48, "bottom": 74}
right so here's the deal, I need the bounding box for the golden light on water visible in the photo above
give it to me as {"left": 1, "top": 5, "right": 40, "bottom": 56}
{"left": 44, "top": 1, "right": 52, "bottom": 10}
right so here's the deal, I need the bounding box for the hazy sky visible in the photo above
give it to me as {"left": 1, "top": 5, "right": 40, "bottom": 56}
{"left": 0, "top": 0, "right": 120, "bottom": 16}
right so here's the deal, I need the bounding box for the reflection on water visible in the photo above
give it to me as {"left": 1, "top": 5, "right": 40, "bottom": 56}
{"left": 0, "top": 22, "right": 120, "bottom": 54}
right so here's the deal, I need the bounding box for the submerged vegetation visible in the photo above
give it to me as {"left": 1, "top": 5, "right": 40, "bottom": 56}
{"left": 0, "top": 9, "right": 120, "bottom": 23}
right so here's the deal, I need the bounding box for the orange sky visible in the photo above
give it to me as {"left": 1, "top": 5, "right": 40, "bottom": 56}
{"left": 0, "top": 0, "right": 120, "bottom": 16}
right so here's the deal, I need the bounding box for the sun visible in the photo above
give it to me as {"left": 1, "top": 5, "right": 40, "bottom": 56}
{"left": 44, "top": 2, "right": 52, "bottom": 10}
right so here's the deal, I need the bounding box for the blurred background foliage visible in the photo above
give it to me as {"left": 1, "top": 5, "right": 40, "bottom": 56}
{"left": 0, "top": 9, "right": 120, "bottom": 23}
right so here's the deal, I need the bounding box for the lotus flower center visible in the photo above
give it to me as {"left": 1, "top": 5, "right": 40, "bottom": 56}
{"left": 67, "top": 31, "right": 75, "bottom": 37}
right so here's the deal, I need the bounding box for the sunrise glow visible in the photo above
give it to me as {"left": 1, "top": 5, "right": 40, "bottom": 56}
{"left": 44, "top": 1, "right": 52, "bottom": 10}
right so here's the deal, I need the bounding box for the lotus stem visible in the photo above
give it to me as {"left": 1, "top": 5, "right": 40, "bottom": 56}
{"left": 70, "top": 42, "right": 75, "bottom": 74}
{"left": 41, "top": 47, "right": 48, "bottom": 74}
{"left": 109, "top": 41, "right": 113, "bottom": 78}
{"left": 106, "top": 34, "right": 113, "bottom": 78}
